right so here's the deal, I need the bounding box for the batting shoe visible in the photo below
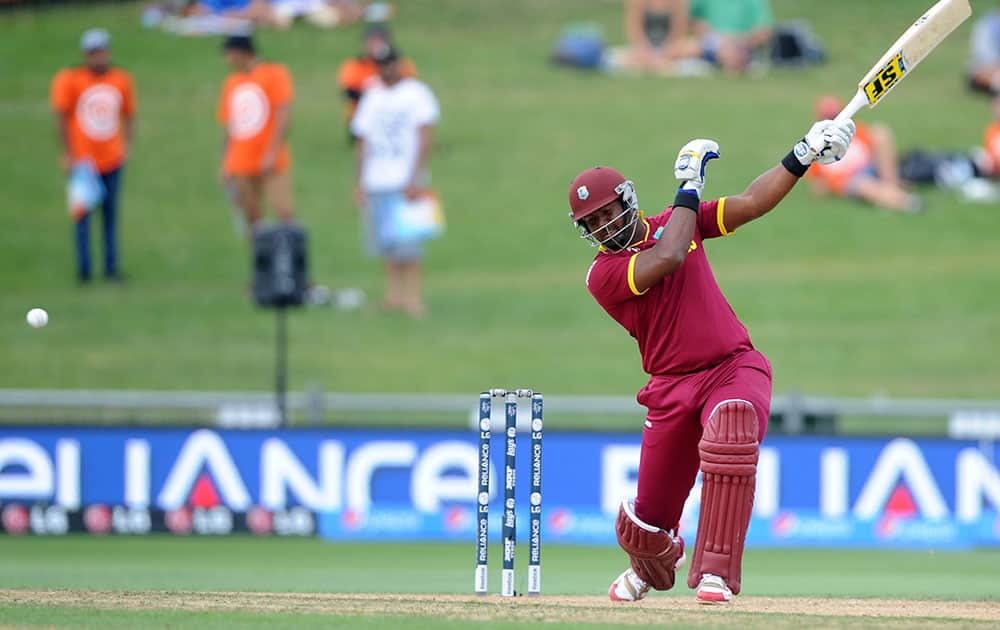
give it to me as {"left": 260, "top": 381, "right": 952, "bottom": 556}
{"left": 608, "top": 567, "right": 651, "bottom": 602}
{"left": 695, "top": 573, "right": 733, "bottom": 605}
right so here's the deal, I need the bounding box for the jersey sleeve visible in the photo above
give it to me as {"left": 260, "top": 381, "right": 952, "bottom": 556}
{"left": 586, "top": 253, "right": 646, "bottom": 308}
{"left": 350, "top": 91, "right": 373, "bottom": 137}
{"left": 337, "top": 59, "right": 359, "bottom": 90}
{"left": 412, "top": 82, "right": 440, "bottom": 126}
{"left": 50, "top": 69, "right": 73, "bottom": 114}
{"left": 696, "top": 197, "right": 734, "bottom": 240}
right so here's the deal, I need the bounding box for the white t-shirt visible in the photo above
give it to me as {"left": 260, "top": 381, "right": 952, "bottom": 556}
{"left": 351, "top": 78, "right": 440, "bottom": 193}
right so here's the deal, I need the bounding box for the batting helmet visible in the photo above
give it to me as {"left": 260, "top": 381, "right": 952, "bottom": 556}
{"left": 568, "top": 166, "right": 637, "bottom": 221}
{"left": 568, "top": 166, "right": 641, "bottom": 251}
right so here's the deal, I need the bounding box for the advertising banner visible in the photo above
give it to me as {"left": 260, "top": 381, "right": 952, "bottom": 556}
{"left": 0, "top": 427, "right": 997, "bottom": 547}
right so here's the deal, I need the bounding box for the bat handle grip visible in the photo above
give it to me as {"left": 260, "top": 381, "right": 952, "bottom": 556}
{"left": 835, "top": 91, "right": 869, "bottom": 121}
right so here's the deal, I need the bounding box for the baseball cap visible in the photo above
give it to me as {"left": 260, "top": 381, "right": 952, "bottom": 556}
{"left": 371, "top": 42, "right": 399, "bottom": 65}
{"left": 222, "top": 34, "right": 255, "bottom": 54}
{"left": 80, "top": 28, "right": 110, "bottom": 53}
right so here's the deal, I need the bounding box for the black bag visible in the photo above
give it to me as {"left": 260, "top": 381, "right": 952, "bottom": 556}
{"left": 770, "top": 20, "right": 826, "bottom": 66}
{"left": 900, "top": 149, "right": 981, "bottom": 187}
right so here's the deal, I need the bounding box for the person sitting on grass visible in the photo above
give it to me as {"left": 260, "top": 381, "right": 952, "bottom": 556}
{"left": 617, "top": 0, "right": 692, "bottom": 74}
{"left": 193, "top": 0, "right": 271, "bottom": 24}
{"left": 806, "top": 96, "right": 922, "bottom": 214}
{"left": 665, "top": 0, "right": 775, "bottom": 75}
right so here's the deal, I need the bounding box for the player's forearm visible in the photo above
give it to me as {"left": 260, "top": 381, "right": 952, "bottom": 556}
{"left": 654, "top": 206, "right": 698, "bottom": 262}
{"left": 728, "top": 164, "right": 799, "bottom": 222}
{"left": 724, "top": 117, "right": 855, "bottom": 230}
{"left": 631, "top": 203, "right": 698, "bottom": 291}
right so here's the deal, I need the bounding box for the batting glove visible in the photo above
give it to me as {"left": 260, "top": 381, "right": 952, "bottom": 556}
{"left": 674, "top": 139, "right": 721, "bottom": 199}
{"left": 794, "top": 119, "right": 856, "bottom": 166}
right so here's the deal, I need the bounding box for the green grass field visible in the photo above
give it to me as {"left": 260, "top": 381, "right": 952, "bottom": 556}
{"left": 2, "top": 0, "right": 999, "bottom": 403}
{"left": 0, "top": 537, "right": 998, "bottom": 628}
{"left": 2, "top": 3, "right": 999, "bottom": 626}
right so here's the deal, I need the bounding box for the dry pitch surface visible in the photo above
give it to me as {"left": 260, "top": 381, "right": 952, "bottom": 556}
{"left": 3, "top": 590, "right": 1000, "bottom": 628}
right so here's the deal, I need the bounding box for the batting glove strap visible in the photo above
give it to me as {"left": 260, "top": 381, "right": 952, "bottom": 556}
{"left": 672, "top": 189, "right": 701, "bottom": 214}
{"left": 781, "top": 146, "right": 812, "bottom": 178}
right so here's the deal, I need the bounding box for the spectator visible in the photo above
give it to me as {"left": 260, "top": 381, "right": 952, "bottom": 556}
{"left": 337, "top": 23, "right": 417, "bottom": 140}
{"left": 619, "top": 0, "right": 691, "bottom": 73}
{"left": 968, "top": 6, "right": 1000, "bottom": 95}
{"left": 271, "top": 1, "right": 375, "bottom": 29}
{"left": 807, "top": 96, "right": 922, "bottom": 214}
{"left": 351, "top": 43, "right": 439, "bottom": 317}
{"left": 50, "top": 28, "right": 136, "bottom": 284}
{"left": 191, "top": 0, "right": 373, "bottom": 29}
{"left": 193, "top": 0, "right": 270, "bottom": 24}
{"left": 217, "top": 34, "right": 296, "bottom": 231}
{"left": 688, "top": 0, "right": 774, "bottom": 74}
{"left": 978, "top": 95, "right": 1000, "bottom": 175}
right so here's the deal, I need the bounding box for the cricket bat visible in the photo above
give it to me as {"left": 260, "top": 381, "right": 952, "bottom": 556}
{"left": 836, "top": 0, "right": 972, "bottom": 121}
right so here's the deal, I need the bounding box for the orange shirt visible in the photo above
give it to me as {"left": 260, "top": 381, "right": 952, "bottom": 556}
{"left": 218, "top": 62, "right": 294, "bottom": 176}
{"left": 336, "top": 56, "right": 417, "bottom": 121}
{"left": 983, "top": 122, "right": 1000, "bottom": 176}
{"left": 50, "top": 66, "right": 135, "bottom": 174}
{"left": 807, "top": 123, "right": 875, "bottom": 195}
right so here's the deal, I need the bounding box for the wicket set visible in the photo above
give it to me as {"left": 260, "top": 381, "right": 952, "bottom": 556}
{"left": 475, "top": 388, "right": 543, "bottom": 597}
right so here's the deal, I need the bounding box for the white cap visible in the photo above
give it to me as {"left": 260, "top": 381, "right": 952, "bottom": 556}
{"left": 80, "top": 28, "right": 110, "bottom": 53}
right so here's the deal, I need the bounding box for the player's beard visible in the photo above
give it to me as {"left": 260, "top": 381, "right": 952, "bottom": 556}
{"left": 600, "top": 211, "right": 640, "bottom": 252}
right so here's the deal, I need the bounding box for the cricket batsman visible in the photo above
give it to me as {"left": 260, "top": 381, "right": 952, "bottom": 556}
{"left": 568, "top": 118, "right": 855, "bottom": 604}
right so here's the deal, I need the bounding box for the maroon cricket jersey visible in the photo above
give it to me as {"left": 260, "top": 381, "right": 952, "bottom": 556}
{"left": 586, "top": 198, "right": 753, "bottom": 376}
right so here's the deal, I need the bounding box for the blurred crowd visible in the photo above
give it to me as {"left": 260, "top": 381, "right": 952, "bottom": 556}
{"left": 555, "top": 0, "right": 822, "bottom": 77}
{"left": 141, "top": 0, "right": 392, "bottom": 34}
{"left": 553, "top": 0, "right": 1000, "bottom": 214}
{"left": 49, "top": 2, "right": 1000, "bottom": 308}
{"left": 614, "top": 0, "right": 780, "bottom": 76}
{"left": 54, "top": 11, "right": 440, "bottom": 317}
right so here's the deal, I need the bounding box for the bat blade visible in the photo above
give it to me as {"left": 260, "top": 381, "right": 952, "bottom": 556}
{"left": 836, "top": 0, "right": 971, "bottom": 121}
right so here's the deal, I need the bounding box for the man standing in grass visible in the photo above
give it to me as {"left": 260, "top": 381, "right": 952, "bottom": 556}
{"left": 218, "top": 34, "right": 296, "bottom": 233}
{"left": 568, "top": 119, "right": 854, "bottom": 603}
{"left": 351, "top": 42, "right": 439, "bottom": 317}
{"left": 51, "top": 28, "right": 136, "bottom": 284}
